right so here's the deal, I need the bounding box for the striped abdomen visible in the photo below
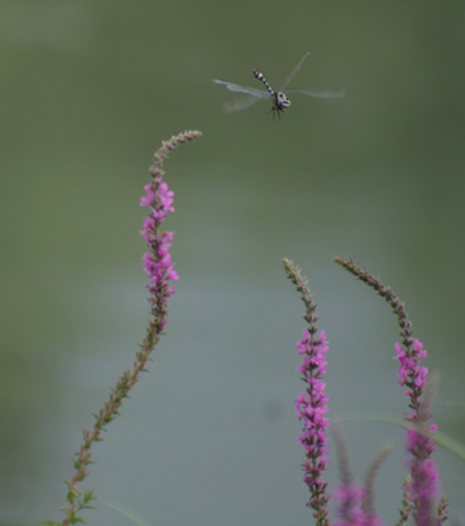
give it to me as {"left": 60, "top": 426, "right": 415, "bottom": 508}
{"left": 253, "top": 69, "right": 274, "bottom": 96}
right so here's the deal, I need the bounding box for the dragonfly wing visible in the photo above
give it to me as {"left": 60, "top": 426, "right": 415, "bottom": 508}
{"left": 223, "top": 95, "right": 262, "bottom": 113}
{"left": 287, "top": 88, "right": 345, "bottom": 99}
{"left": 279, "top": 52, "right": 311, "bottom": 92}
{"left": 213, "top": 79, "right": 269, "bottom": 99}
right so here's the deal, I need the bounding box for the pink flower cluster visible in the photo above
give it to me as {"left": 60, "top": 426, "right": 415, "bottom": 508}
{"left": 140, "top": 179, "right": 179, "bottom": 330}
{"left": 295, "top": 329, "right": 330, "bottom": 508}
{"left": 396, "top": 340, "right": 430, "bottom": 416}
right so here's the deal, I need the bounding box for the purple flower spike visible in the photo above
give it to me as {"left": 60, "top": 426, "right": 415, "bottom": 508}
{"left": 396, "top": 339, "right": 441, "bottom": 526}
{"left": 295, "top": 328, "right": 331, "bottom": 490}
{"left": 140, "top": 178, "right": 178, "bottom": 323}
{"left": 138, "top": 130, "right": 201, "bottom": 333}
{"left": 283, "top": 259, "right": 331, "bottom": 526}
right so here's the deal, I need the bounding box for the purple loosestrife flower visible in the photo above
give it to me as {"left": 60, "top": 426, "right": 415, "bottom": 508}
{"left": 139, "top": 131, "right": 201, "bottom": 336}
{"left": 396, "top": 339, "right": 441, "bottom": 526}
{"left": 396, "top": 339, "right": 429, "bottom": 422}
{"left": 295, "top": 328, "right": 331, "bottom": 491}
{"left": 283, "top": 259, "right": 331, "bottom": 526}
{"left": 140, "top": 180, "right": 178, "bottom": 331}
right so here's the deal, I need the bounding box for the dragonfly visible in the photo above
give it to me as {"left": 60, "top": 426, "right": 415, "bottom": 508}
{"left": 213, "top": 52, "right": 344, "bottom": 118}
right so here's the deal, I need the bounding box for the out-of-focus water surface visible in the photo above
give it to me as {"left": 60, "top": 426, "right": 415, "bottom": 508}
{"left": 1, "top": 1, "right": 465, "bottom": 524}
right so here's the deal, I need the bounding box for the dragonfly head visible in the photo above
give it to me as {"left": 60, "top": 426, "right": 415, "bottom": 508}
{"left": 273, "top": 91, "right": 291, "bottom": 114}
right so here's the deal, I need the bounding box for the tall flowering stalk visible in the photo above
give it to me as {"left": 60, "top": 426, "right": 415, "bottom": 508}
{"left": 283, "top": 258, "right": 331, "bottom": 526}
{"left": 334, "top": 258, "right": 447, "bottom": 526}
{"left": 46, "top": 130, "right": 202, "bottom": 526}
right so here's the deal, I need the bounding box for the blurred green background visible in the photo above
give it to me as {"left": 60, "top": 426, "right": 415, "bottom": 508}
{"left": 1, "top": 0, "right": 465, "bottom": 524}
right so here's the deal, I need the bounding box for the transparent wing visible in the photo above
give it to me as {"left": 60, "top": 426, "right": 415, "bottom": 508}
{"left": 286, "top": 88, "right": 345, "bottom": 99}
{"left": 279, "top": 51, "right": 311, "bottom": 92}
{"left": 223, "top": 95, "right": 263, "bottom": 113}
{"left": 213, "top": 79, "right": 269, "bottom": 99}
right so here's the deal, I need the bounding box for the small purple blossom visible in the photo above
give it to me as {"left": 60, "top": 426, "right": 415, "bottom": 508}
{"left": 140, "top": 181, "right": 175, "bottom": 219}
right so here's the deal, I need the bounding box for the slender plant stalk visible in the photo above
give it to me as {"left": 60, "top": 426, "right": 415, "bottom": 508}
{"left": 46, "top": 130, "right": 202, "bottom": 526}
